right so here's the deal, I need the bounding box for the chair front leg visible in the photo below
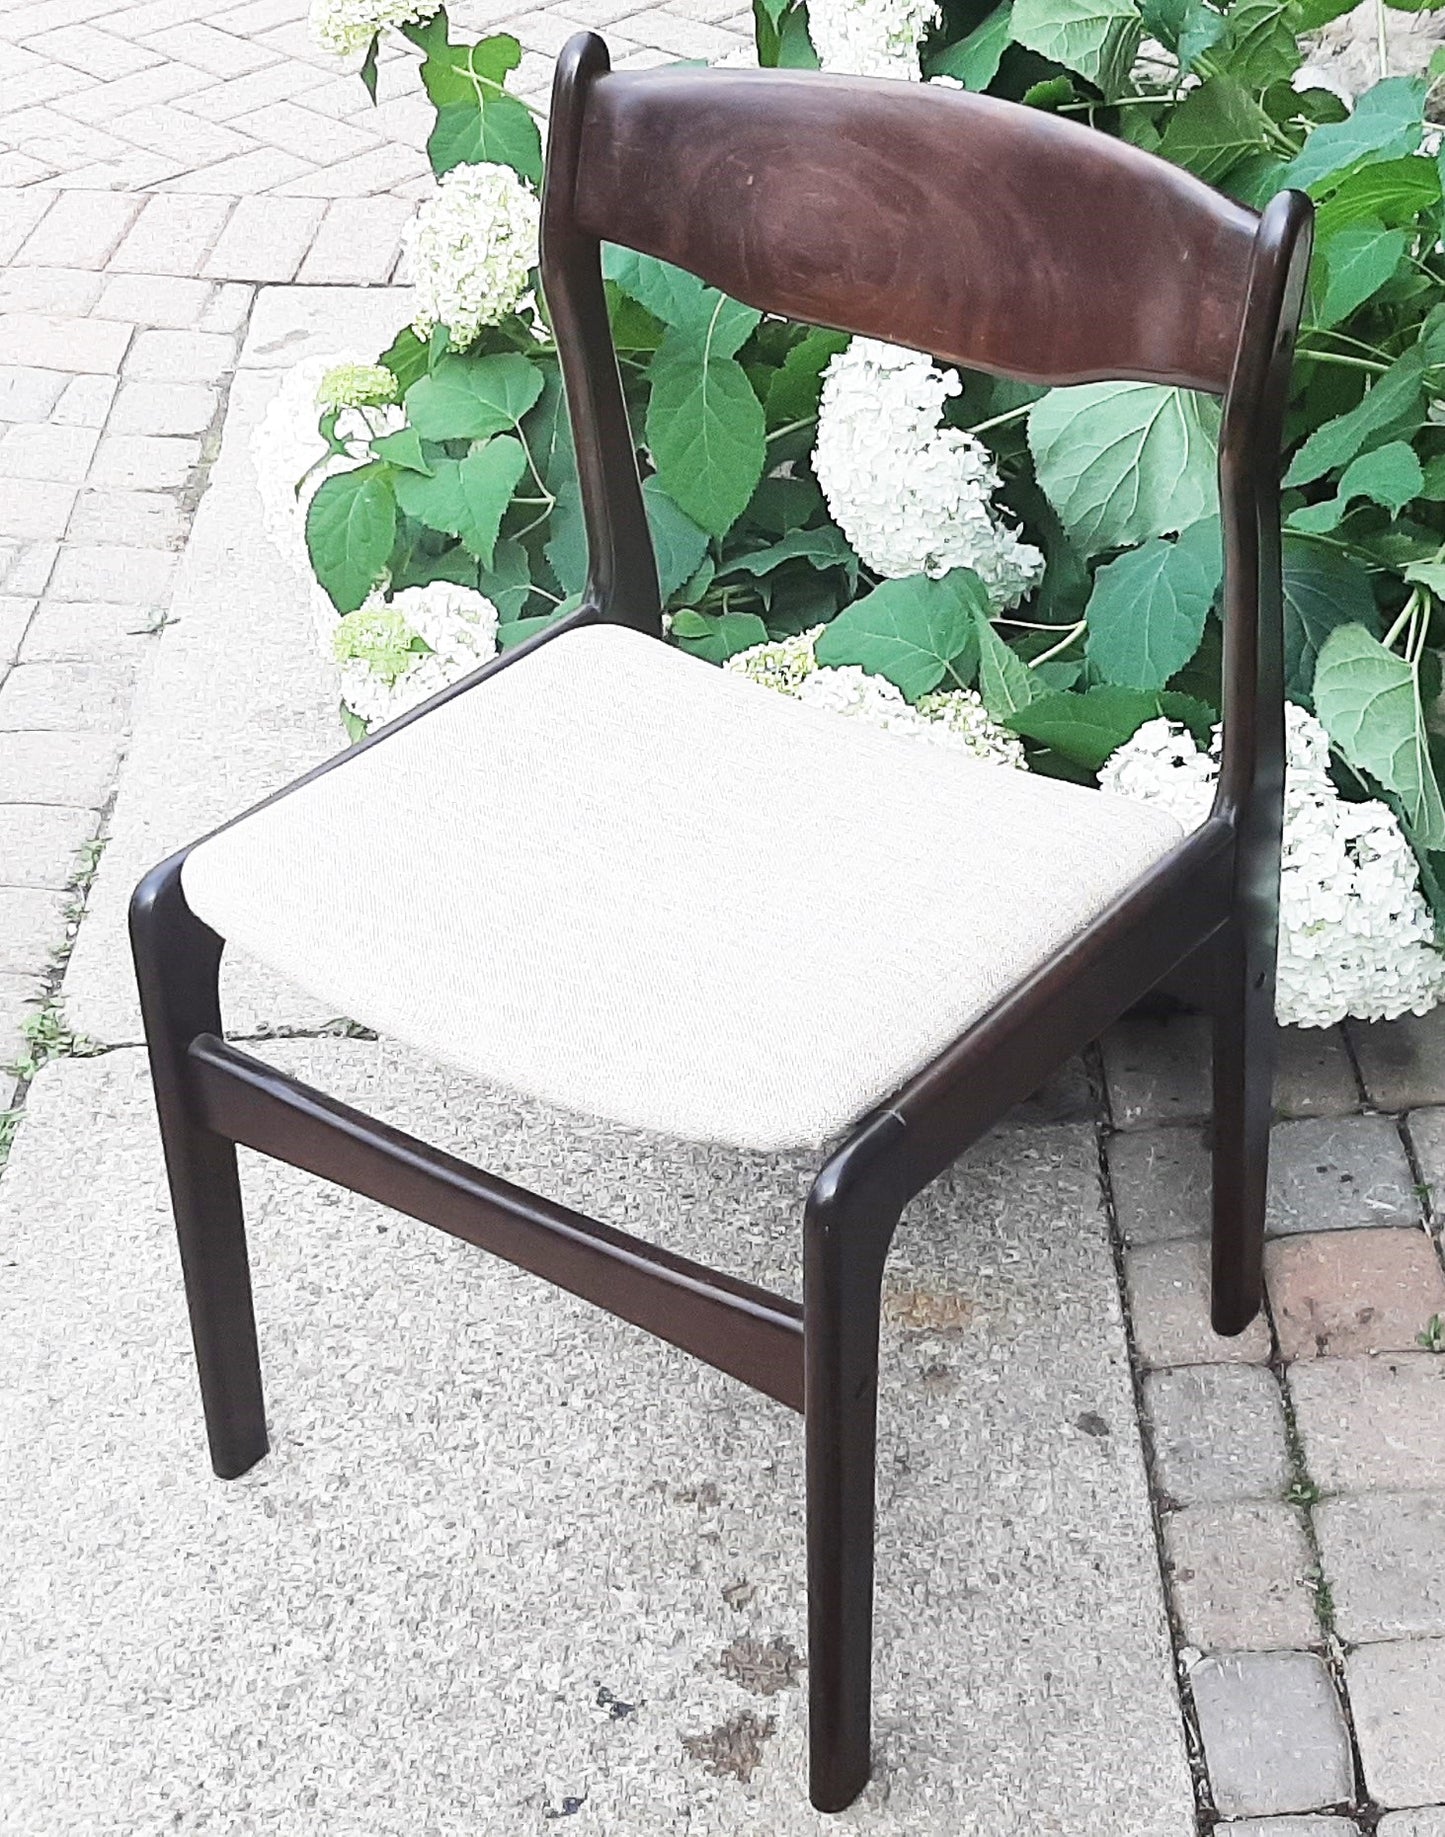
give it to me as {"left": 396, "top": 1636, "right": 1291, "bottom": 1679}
{"left": 804, "top": 1184, "right": 900, "bottom": 1813}
{"left": 131, "top": 855, "right": 268, "bottom": 1480}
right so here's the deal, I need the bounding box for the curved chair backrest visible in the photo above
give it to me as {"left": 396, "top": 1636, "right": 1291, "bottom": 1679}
{"left": 540, "top": 33, "right": 1312, "bottom": 832}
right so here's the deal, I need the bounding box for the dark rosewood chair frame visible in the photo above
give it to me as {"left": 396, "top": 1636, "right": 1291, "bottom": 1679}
{"left": 130, "top": 36, "right": 1312, "bottom": 1814}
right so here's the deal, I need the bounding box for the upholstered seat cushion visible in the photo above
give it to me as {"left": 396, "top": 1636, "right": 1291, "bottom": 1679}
{"left": 181, "top": 623, "right": 1186, "bottom": 1152}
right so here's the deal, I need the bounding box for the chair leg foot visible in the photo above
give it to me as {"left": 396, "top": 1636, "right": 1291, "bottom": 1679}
{"left": 804, "top": 1204, "right": 894, "bottom": 1814}
{"left": 131, "top": 855, "right": 268, "bottom": 1481}
{"left": 1210, "top": 921, "right": 1275, "bottom": 1337}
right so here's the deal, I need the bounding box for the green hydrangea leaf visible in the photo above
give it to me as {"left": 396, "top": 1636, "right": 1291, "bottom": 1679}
{"left": 543, "top": 476, "right": 586, "bottom": 595}
{"left": 306, "top": 463, "right": 396, "bottom": 614}
{"left": 476, "top": 536, "right": 533, "bottom": 621}
{"left": 1314, "top": 156, "right": 1441, "bottom": 238}
{"left": 1011, "top": 0, "right": 1142, "bottom": 97}
{"left": 378, "top": 326, "right": 431, "bottom": 397}
{"left": 927, "top": 1, "right": 1014, "bottom": 85}
{"left": 370, "top": 427, "right": 434, "bottom": 474}
{"left": 497, "top": 604, "right": 576, "bottom": 651}
{"left": 1158, "top": 77, "right": 1277, "bottom": 185}
{"left": 1315, "top": 219, "right": 1409, "bottom": 326}
{"left": 974, "top": 609, "right": 1048, "bottom": 719}
{"left": 1028, "top": 381, "right": 1221, "bottom": 557}
{"left": 814, "top": 571, "right": 987, "bottom": 701}
{"left": 1282, "top": 75, "right": 1427, "bottom": 196}
{"left": 603, "top": 249, "right": 762, "bottom": 355}
{"left": 1287, "top": 440, "right": 1425, "bottom": 530}
{"left": 1006, "top": 685, "right": 1163, "bottom": 769}
{"left": 764, "top": 326, "right": 850, "bottom": 429}
{"left": 394, "top": 435, "right": 526, "bottom": 567}
{"left": 404, "top": 353, "right": 545, "bottom": 441}
{"left": 670, "top": 610, "right": 769, "bottom": 662}
{"left": 1289, "top": 0, "right": 1364, "bottom": 27}
{"left": 1084, "top": 516, "right": 1221, "bottom": 690}
{"left": 1281, "top": 536, "right": 1380, "bottom": 702}
{"left": 1285, "top": 345, "right": 1426, "bottom": 485}
{"left": 1404, "top": 560, "right": 1445, "bottom": 595}
{"left": 643, "top": 475, "right": 711, "bottom": 601}
{"left": 1314, "top": 621, "right": 1445, "bottom": 846}
{"left": 1139, "top": 0, "right": 1225, "bottom": 70}
{"left": 1222, "top": 0, "right": 1299, "bottom": 88}
{"left": 646, "top": 333, "right": 766, "bottom": 539}
{"left": 408, "top": 25, "right": 542, "bottom": 181}
{"left": 719, "top": 525, "right": 857, "bottom": 577}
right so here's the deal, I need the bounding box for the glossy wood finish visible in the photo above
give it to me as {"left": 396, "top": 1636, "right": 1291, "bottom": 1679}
{"left": 131, "top": 35, "right": 1310, "bottom": 1816}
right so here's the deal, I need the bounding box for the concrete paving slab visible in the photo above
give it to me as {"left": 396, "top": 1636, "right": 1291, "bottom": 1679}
{"left": 0, "top": 1042, "right": 1194, "bottom": 1834}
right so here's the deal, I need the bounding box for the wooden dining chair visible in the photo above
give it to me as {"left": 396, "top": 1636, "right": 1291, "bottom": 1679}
{"left": 131, "top": 34, "right": 1311, "bottom": 1813}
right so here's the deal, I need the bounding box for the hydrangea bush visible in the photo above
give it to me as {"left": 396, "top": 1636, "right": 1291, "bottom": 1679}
{"left": 280, "top": 0, "right": 1445, "bottom": 1022}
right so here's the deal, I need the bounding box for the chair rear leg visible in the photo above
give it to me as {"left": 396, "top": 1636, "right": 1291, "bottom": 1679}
{"left": 131, "top": 855, "right": 268, "bottom": 1480}
{"left": 1210, "top": 919, "right": 1275, "bottom": 1336}
{"left": 804, "top": 1196, "right": 897, "bottom": 1813}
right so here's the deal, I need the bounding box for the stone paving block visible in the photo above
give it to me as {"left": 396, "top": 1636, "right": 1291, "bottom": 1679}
{"left": 66, "top": 488, "right": 186, "bottom": 551}
{"left": 1145, "top": 1365, "right": 1291, "bottom": 1506}
{"left": 1102, "top": 1010, "right": 1211, "bottom": 1127}
{"left": 611, "top": 6, "right": 742, "bottom": 53}
{"left": 270, "top": 141, "right": 431, "bottom": 198}
{"left": 0, "top": 802, "right": 94, "bottom": 889}
{"left": 239, "top": 282, "right": 415, "bottom": 369}
{"left": 1405, "top": 1106, "right": 1445, "bottom": 1217}
{"left": 0, "top": 424, "right": 99, "bottom": 484}
{"left": 51, "top": 57, "right": 213, "bottom": 126}
{"left": 1126, "top": 1238, "right": 1272, "bottom": 1367}
{"left": 122, "top": 327, "right": 235, "bottom": 384}
{"left": 136, "top": 20, "right": 280, "bottom": 77}
{"left": 0, "top": 106, "right": 131, "bottom": 174}
{"left": 111, "top": 101, "right": 257, "bottom": 169}
{"left": 231, "top": 98, "right": 380, "bottom": 163}
{"left": 1191, "top": 1651, "right": 1353, "bottom": 1817}
{"left": 1223, "top": 1821, "right": 1360, "bottom": 1835}
{"left": 107, "top": 381, "right": 217, "bottom": 438}
{"left": 0, "top": 191, "right": 55, "bottom": 266}
{"left": 0, "top": 599, "right": 32, "bottom": 665}
{"left": 0, "top": 480, "right": 76, "bottom": 543}
{"left": 1292, "top": 1354, "right": 1445, "bottom": 1492}
{"left": 201, "top": 194, "right": 325, "bottom": 284}
{"left": 1378, "top": 1814, "right": 1445, "bottom": 1835}
{"left": 46, "top": 545, "right": 174, "bottom": 605}
{"left": 296, "top": 196, "right": 415, "bottom": 285}
{"left": 95, "top": 274, "right": 212, "bottom": 330}
{"left": 1350, "top": 1011, "right": 1445, "bottom": 1111}
{"left": 50, "top": 373, "right": 116, "bottom": 428}
{"left": 0, "top": 314, "right": 132, "bottom": 374}
{"left": 0, "top": 658, "right": 137, "bottom": 733}
{"left": 21, "top": 600, "right": 157, "bottom": 662}
{"left": 1266, "top": 1229, "right": 1445, "bottom": 1360}
{"left": 161, "top": 144, "right": 315, "bottom": 193}
{"left": 0, "top": 886, "right": 69, "bottom": 976}
{"left": 0, "top": 265, "right": 103, "bottom": 315}
{"left": 0, "top": 971, "right": 44, "bottom": 1062}
{"left": 1267, "top": 1115, "right": 1418, "bottom": 1237}
{"left": 88, "top": 433, "right": 199, "bottom": 492}
{"left": 1107, "top": 1124, "right": 1211, "bottom": 1243}
{"left": 0, "top": 729, "right": 121, "bottom": 807}
{"left": 12, "top": 190, "right": 141, "bottom": 268}
{"left": 106, "top": 194, "right": 234, "bottom": 277}
{"left": 199, "top": 281, "right": 251, "bottom": 335}
{"left": 0, "top": 542, "right": 58, "bottom": 597}
{"left": 22, "top": 21, "right": 162, "bottom": 78}
{"left": 0, "top": 365, "right": 67, "bottom": 422}
{"left": 1315, "top": 1493, "right": 1445, "bottom": 1641}
{"left": 1162, "top": 1500, "right": 1319, "bottom": 1651}
{"left": 174, "top": 58, "right": 330, "bottom": 121}
{"left": 1348, "top": 1639, "right": 1445, "bottom": 1807}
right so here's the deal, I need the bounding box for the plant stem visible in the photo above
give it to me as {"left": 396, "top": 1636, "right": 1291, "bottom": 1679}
{"left": 1384, "top": 589, "right": 1422, "bottom": 651}
{"left": 967, "top": 403, "right": 1034, "bottom": 436}
{"left": 1031, "top": 618, "right": 1086, "bottom": 666}
{"left": 765, "top": 415, "right": 817, "bottom": 444}
{"left": 1301, "top": 325, "right": 1399, "bottom": 363}
{"left": 1296, "top": 347, "right": 1391, "bottom": 376}
{"left": 1377, "top": 0, "right": 1390, "bottom": 80}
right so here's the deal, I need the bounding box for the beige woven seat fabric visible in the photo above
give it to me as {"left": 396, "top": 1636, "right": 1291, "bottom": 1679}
{"left": 182, "top": 623, "right": 1186, "bottom": 1152}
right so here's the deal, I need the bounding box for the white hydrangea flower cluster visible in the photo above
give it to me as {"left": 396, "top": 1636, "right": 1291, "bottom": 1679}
{"left": 725, "top": 624, "right": 1025, "bottom": 766}
{"left": 251, "top": 352, "right": 405, "bottom": 583}
{"left": 308, "top": 0, "right": 438, "bottom": 60}
{"left": 323, "top": 582, "right": 501, "bottom": 730}
{"left": 813, "top": 337, "right": 1046, "bottom": 609}
{"left": 1100, "top": 708, "right": 1445, "bottom": 1027}
{"left": 808, "top": 0, "right": 939, "bottom": 79}
{"left": 403, "top": 162, "right": 541, "bottom": 351}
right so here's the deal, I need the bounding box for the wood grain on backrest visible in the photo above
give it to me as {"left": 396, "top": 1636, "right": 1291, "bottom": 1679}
{"left": 569, "top": 67, "right": 1261, "bottom": 395}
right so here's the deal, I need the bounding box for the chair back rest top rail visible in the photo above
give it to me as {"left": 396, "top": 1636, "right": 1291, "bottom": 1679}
{"left": 567, "top": 65, "right": 1262, "bottom": 395}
